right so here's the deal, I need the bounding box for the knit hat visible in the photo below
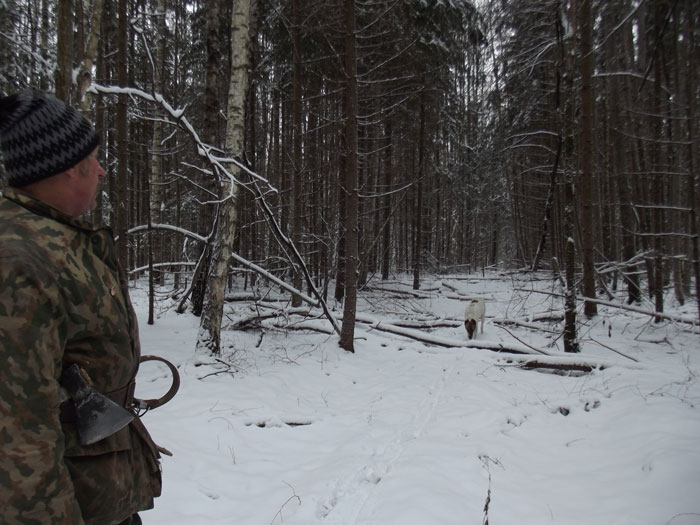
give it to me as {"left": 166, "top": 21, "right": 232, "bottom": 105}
{"left": 0, "top": 89, "right": 99, "bottom": 187}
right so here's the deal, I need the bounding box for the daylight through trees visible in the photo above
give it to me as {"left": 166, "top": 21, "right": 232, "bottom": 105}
{"left": 1, "top": 0, "right": 698, "bottom": 353}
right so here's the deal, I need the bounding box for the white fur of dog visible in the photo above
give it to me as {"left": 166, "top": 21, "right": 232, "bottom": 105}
{"left": 464, "top": 298, "right": 485, "bottom": 340}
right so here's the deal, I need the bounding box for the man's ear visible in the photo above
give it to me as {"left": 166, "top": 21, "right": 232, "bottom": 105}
{"left": 62, "top": 166, "right": 80, "bottom": 180}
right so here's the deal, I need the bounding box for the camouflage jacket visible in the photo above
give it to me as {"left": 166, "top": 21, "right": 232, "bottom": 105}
{"left": 0, "top": 188, "right": 161, "bottom": 524}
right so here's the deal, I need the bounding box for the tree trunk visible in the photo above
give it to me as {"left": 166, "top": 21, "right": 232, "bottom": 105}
{"left": 116, "top": 0, "right": 128, "bottom": 270}
{"left": 191, "top": 0, "right": 223, "bottom": 317}
{"left": 77, "top": 0, "right": 103, "bottom": 108}
{"left": 563, "top": 165, "right": 579, "bottom": 353}
{"left": 557, "top": 1, "right": 579, "bottom": 353}
{"left": 381, "top": 119, "right": 392, "bottom": 280}
{"left": 147, "top": 0, "right": 166, "bottom": 324}
{"left": 578, "top": 0, "right": 597, "bottom": 317}
{"left": 196, "top": 0, "right": 256, "bottom": 354}
{"left": 291, "top": 0, "right": 303, "bottom": 307}
{"left": 531, "top": 139, "right": 562, "bottom": 271}
{"left": 55, "top": 0, "right": 73, "bottom": 102}
{"left": 651, "top": 0, "right": 665, "bottom": 322}
{"left": 339, "top": 0, "right": 358, "bottom": 353}
{"left": 609, "top": 4, "right": 642, "bottom": 304}
{"left": 685, "top": 0, "right": 700, "bottom": 325}
{"left": 412, "top": 89, "right": 425, "bottom": 291}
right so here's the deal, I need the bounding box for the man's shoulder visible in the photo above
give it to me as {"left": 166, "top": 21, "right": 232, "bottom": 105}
{"left": 1, "top": 193, "right": 75, "bottom": 235}
{"left": 0, "top": 195, "right": 76, "bottom": 267}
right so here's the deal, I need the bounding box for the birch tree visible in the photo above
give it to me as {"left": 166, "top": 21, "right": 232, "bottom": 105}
{"left": 76, "top": 0, "right": 103, "bottom": 108}
{"left": 197, "top": 0, "right": 257, "bottom": 354}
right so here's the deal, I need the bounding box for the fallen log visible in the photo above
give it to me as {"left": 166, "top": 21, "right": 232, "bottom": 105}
{"left": 368, "top": 321, "right": 636, "bottom": 373}
{"left": 382, "top": 319, "right": 463, "bottom": 330}
{"left": 370, "top": 321, "right": 550, "bottom": 355}
{"left": 494, "top": 353, "right": 641, "bottom": 374}
{"left": 583, "top": 296, "right": 698, "bottom": 326}
{"left": 363, "top": 286, "right": 433, "bottom": 299}
{"left": 228, "top": 306, "right": 315, "bottom": 331}
{"left": 516, "top": 288, "right": 698, "bottom": 326}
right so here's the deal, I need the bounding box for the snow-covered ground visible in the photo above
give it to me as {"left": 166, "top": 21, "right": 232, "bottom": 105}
{"left": 133, "top": 272, "right": 700, "bottom": 525}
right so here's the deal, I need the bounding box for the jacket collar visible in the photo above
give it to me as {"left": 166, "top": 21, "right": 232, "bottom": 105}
{"left": 2, "top": 187, "right": 99, "bottom": 232}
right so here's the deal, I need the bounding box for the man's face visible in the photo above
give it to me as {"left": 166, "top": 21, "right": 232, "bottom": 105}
{"left": 72, "top": 147, "right": 106, "bottom": 216}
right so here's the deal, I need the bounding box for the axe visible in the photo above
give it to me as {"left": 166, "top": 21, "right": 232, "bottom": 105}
{"left": 60, "top": 364, "right": 134, "bottom": 446}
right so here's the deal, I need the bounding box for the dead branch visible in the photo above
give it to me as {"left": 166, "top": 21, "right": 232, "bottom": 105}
{"left": 386, "top": 319, "right": 463, "bottom": 329}
{"left": 584, "top": 296, "right": 699, "bottom": 326}
{"left": 495, "top": 353, "right": 639, "bottom": 374}
{"left": 442, "top": 281, "right": 460, "bottom": 294}
{"left": 530, "top": 311, "right": 565, "bottom": 322}
{"left": 229, "top": 253, "right": 318, "bottom": 305}
{"left": 224, "top": 292, "right": 264, "bottom": 302}
{"left": 367, "top": 321, "right": 633, "bottom": 373}
{"left": 229, "top": 311, "right": 281, "bottom": 330}
{"left": 491, "top": 318, "right": 559, "bottom": 334}
{"left": 272, "top": 322, "right": 334, "bottom": 335}
{"left": 588, "top": 336, "right": 639, "bottom": 363}
{"left": 228, "top": 306, "right": 316, "bottom": 331}
{"left": 248, "top": 179, "right": 341, "bottom": 336}
{"left": 364, "top": 286, "right": 433, "bottom": 299}
{"left": 512, "top": 360, "right": 597, "bottom": 374}
{"left": 517, "top": 288, "right": 699, "bottom": 327}
{"left": 370, "top": 321, "right": 548, "bottom": 355}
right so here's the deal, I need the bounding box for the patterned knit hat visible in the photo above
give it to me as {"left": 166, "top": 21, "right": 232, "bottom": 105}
{"left": 0, "top": 89, "right": 99, "bottom": 187}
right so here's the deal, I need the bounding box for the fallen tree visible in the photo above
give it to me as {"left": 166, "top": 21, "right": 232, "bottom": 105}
{"left": 224, "top": 303, "right": 637, "bottom": 374}
{"left": 367, "top": 322, "right": 638, "bottom": 373}
{"left": 517, "top": 288, "right": 698, "bottom": 327}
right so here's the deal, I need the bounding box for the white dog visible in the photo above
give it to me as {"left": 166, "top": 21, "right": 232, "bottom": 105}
{"left": 464, "top": 298, "right": 485, "bottom": 340}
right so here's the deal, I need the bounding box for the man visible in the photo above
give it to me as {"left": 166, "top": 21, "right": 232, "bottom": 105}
{"left": 0, "top": 89, "right": 162, "bottom": 524}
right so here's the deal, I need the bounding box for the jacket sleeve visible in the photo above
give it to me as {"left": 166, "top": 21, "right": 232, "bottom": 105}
{"left": 0, "top": 254, "right": 84, "bottom": 525}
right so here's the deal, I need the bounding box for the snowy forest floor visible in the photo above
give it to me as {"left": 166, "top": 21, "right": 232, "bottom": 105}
{"left": 133, "top": 270, "right": 700, "bottom": 525}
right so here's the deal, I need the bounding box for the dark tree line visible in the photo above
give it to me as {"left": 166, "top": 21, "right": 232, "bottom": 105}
{"left": 1, "top": 0, "right": 698, "bottom": 353}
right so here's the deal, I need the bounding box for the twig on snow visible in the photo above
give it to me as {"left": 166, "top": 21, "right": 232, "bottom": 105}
{"left": 270, "top": 482, "right": 301, "bottom": 525}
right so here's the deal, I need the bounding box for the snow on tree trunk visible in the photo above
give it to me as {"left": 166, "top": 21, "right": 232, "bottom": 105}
{"left": 196, "top": 0, "right": 255, "bottom": 354}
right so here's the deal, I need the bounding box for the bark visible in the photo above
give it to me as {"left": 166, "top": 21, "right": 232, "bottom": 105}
{"left": 686, "top": 0, "right": 700, "bottom": 326}
{"left": 191, "top": 0, "right": 222, "bottom": 316}
{"left": 556, "top": 2, "right": 579, "bottom": 353}
{"left": 334, "top": 161, "right": 347, "bottom": 304}
{"left": 578, "top": 0, "right": 597, "bottom": 318}
{"left": 651, "top": 0, "right": 666, "bottom": 322}
{"left": 339, "top": 0, "right": 358, "bottom": 353}
{"left": 150, "top": 0, "right": 166, "bottom": 283}
{"left": 291, "top": 0, "right": 303, "bottom": 307}
{"left": 76, "top": 0, "right": 103, "bottom": 108}
{"left": 531, "top": 137, "right": 562, "bottom": 271}
{"left": 197, "top": 0, "right": 256, "bottom": 354}
{"left": 381, "top": 120, "right": 392, "bottom": 280}
{"left": 412, "top": 89, "right": 425, "bottom": 290}
{"left": 116, "top": 0, "right": 128, "bottom": 270}
{"left": 613, "top": 28, "right": 642, "bottom": 305}
{"left": 55, "top": 0, "right": 73, "bottom": 102}
{"left": 148, "top": 0, "right": 166, "bottom": 324}
{"left": 563, "top": 167, "right": 579, "bottom": 353}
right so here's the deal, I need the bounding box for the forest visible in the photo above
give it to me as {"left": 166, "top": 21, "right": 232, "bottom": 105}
{"left": 1, "top": 0, "right": 698, "bottom": 354}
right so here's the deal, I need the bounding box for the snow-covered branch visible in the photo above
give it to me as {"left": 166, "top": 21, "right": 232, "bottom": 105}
{"left": 87, "top": 83, "right": 274, "bottom": 200}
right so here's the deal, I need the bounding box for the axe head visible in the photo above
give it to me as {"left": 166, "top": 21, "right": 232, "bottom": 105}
{"left": 61, "top": 364, "right": 134, "bottom": 446}
{"left": 74, "top": 389, "right": 134, "bottom": 445}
